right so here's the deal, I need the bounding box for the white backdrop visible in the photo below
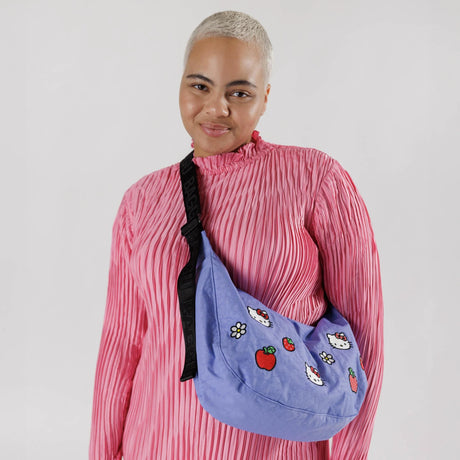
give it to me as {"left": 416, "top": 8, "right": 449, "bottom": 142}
{"left": 1, "top": 0, "right": 459, "bottom": 458}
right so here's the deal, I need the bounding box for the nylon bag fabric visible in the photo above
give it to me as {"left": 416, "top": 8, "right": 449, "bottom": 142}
{"left": 177, "top": 152, "right": 367, "bottom": 442}
{"left": 192, "top": 231, "right": 367, "bottom": 442}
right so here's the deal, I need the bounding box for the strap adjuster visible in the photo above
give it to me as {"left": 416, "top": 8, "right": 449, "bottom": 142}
{"left": 181, "top": 217, "right": 203, "bottom": 243}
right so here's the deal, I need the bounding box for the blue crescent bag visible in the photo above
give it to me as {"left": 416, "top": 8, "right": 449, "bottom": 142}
{"left": 177, "top": 152, "right": 367, "bottom": 442}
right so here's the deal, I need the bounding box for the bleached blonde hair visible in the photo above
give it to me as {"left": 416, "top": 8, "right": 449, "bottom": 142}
{"left": 184, "top": 11, "right": 273, "bottom": 82}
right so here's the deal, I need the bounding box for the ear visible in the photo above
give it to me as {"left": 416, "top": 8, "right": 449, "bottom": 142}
{"left": 260, "top": 83, "right": 271, "bottom": 116}
{"left": 264, "top": 83, "right": 271, "bottom": 102}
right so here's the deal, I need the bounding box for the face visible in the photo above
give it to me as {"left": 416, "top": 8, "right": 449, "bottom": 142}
{"left": 179, "top": 36, "right": 270, "bottom": 158}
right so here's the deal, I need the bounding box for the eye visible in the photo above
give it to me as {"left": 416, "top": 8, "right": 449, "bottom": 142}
{"left": 192, "top": 83, "right": 207, "bottom": 91}
{"left": 231, "top": 91, "right": 249, "bottom": 98}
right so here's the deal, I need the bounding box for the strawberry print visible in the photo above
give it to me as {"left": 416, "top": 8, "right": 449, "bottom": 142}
{"left": 348, "top": 367, "right": 358, "bottom": 393}
{"left": 282, "top": 337, "right": 295, "bottom": 352}
{"left": 255, "top": 346, "right": 276, "bottom": 371}
{"left": 360, "top": 355, "right": 365, "bottom": 371}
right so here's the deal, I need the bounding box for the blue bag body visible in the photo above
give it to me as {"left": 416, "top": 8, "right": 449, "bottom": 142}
{"left": 193, "top": 231, "right": 367, "bottom": 442}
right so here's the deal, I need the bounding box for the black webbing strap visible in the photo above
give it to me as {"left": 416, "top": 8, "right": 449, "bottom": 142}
{"left": 177, "top": 151, "right": 203, "bottom": 381}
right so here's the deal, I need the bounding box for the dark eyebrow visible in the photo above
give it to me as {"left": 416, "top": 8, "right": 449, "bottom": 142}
{"left": 185, "top": 74, "right": 257, "bottom": 89}
{"left": 227, "top": 79, "right": 257, "bottom": 89}
{"left": 186, "top": 74, "right": 214, "bottom": 85}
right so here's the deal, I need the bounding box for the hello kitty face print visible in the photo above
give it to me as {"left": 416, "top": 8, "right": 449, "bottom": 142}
{"left": 247, "top": 306, "right": 272, "bottom": 328}
{"left": 327, "top": 332, "right": 351, "bottom": 350}
{"left": 305, "top": 364, "right": 324, "bottom": 386}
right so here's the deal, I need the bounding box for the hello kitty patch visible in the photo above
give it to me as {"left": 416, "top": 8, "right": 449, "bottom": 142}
{"left": 305, "top": 364, "right": 324, "bottom": 386}
{"left": 247, "top": 306, "right": 272, "bottom": 328}
{"left": 327, "top": 332, "right": 351, "bottom": 350}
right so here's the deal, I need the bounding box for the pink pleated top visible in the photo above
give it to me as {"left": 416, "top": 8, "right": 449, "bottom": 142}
{"left": 89, "top": 132, "right": 384, "bottom": 460}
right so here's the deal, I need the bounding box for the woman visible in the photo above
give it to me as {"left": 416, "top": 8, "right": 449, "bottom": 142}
{"left": 89, "top": 11, "right": 383, "bottom": 460}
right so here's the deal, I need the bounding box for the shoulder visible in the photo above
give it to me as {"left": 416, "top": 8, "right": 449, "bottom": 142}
{"left": 260, "top": 138, "right": 338, "bottom": 183}
{"left": 120, "top": 161, "right": 182, "bottom": 218}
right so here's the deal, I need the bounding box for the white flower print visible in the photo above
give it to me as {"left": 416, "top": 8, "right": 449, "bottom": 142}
{"left": 319, "top": 351, "right": 335, "bottom": 365}
{"left": 230, "top": 322, "right": 247, "bottom": 339}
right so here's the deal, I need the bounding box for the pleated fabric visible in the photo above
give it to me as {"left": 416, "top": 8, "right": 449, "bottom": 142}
{"left": 89, "top": 132, "right": 384, "bottom": 460}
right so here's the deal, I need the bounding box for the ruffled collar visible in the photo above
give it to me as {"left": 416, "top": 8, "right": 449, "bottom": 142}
{"left": 192, "top": 130, "right": 264, "bottom": 175}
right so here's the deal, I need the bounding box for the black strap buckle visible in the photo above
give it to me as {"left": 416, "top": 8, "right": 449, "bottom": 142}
{"left": 181, "top": 217, "right": 203, "bottom": 244}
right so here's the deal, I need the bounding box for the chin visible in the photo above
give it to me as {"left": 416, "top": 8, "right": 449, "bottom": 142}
{"left": 195, "top": 138, "right": 236, "bottom": 157}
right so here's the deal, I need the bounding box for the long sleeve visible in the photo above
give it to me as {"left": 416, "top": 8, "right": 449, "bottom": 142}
{"left": 89, "top": 194, "right": 148, "bottom": 460}
{"left": 309, "top": 160, "right": 384, "bottom": 459}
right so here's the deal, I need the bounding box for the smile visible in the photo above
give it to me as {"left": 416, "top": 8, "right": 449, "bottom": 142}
{"left": 200, "top": 123, "right": 230, "bottom": 137}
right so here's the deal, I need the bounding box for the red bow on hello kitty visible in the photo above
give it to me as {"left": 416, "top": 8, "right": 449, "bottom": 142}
{"left": 256, "top": 309, "right": 269, "bottom": 320}
{"left": 335, "top": 332, "right": 347, "bottom": 341}
{"left": 310, "top": 366, "right": 321, "bottom": 378}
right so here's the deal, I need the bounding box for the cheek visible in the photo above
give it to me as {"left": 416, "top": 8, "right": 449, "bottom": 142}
{"left": 236, "top": 99, "right": 265, "bottom": 124}
{"left": 179, "top": 93, "right": 200, "bottom": 120}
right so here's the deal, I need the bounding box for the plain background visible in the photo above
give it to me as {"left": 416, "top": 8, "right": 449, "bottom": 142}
{"left": 1, "top": 0, "right": 459, "bottom": 458}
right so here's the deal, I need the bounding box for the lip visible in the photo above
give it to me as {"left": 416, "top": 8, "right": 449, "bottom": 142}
{"left": 200, "top": 123, "right": 230, "bottom": 137}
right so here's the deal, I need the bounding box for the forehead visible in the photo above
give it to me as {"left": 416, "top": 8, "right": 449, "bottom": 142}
{"left": 185, "top": 37, "right": 265, "bottom": 81}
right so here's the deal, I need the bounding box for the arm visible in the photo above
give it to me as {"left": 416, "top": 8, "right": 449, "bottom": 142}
{"left": 89, "top": 194, "right": 147, "bottom": 460}
{"left": 310, "top": 160, "right": 384, "bottom": 459}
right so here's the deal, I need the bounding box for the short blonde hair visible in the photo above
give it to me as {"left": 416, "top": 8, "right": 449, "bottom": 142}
{"left": 184, "top": 11, "right": 273, "bottom": 82}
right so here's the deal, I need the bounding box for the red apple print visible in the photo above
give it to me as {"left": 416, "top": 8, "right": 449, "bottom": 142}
{"left": 255, "top": 346, "right": 277, "bottom": 371}
{"left": 348, "top": 367, "right": 358, "bottom": 393}
{"left": 282, "top": 337, "right": 295, "bottom": 352}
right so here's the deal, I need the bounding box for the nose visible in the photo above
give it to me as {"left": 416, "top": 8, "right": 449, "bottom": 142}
{"left": 204, "top": 93, "right": 230, "bottom": 117}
